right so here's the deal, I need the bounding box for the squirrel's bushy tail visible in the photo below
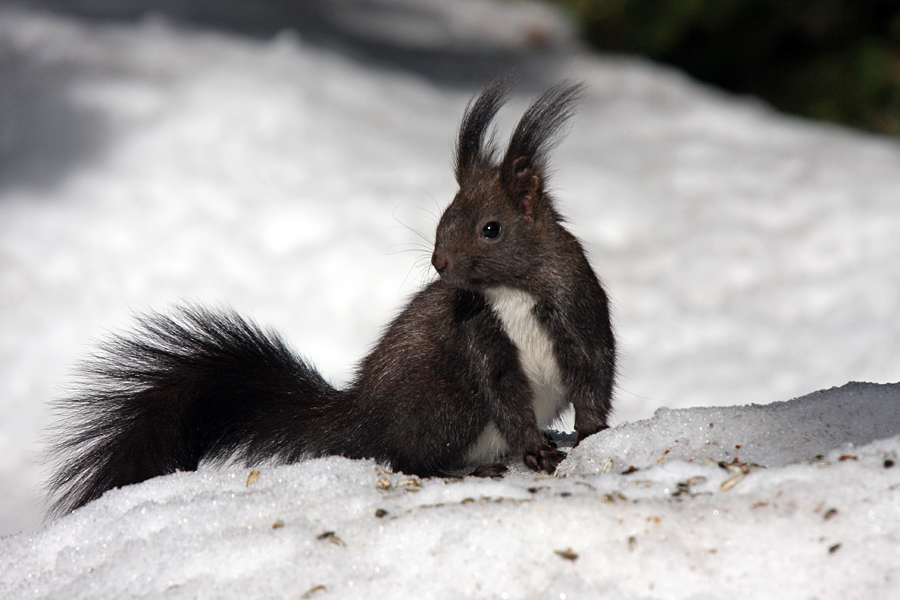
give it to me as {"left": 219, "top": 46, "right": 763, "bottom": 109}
{"left": 46, "top": 306, "right": 349, "bottom": 518}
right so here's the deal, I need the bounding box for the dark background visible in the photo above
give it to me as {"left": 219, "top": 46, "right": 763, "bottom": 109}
{"left": 551, "top": 0, "right": 900, "bottom": 137}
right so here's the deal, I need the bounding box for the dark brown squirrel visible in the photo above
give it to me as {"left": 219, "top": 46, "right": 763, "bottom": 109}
{"left": 46, "top": 80, "right": 616, "bottom": 518}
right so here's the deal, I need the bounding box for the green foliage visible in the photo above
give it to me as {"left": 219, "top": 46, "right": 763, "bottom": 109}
{"left": 550, "top": 0, "right": 900, "bottom": 135}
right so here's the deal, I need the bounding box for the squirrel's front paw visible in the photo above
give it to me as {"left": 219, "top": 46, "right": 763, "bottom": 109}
{"left": 470, "top": 463, "right": 508, "bottom": 478}
{"left": 575, "top": 422, "right": 609, "bottom": 444}
{"left": 523, "top": 446, "right": 567, "bottom": 474}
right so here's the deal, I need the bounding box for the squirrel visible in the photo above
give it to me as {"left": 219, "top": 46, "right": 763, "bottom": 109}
{"left": 46, "top": 80, "right": 616, "bottom": 518}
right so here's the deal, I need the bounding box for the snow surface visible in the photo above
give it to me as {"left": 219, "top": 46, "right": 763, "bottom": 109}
{"left": 1, "top": 1, "right": 899, "bottom": 596}
{"left": 2, "top": 382, "right": 899, "bottom": 599}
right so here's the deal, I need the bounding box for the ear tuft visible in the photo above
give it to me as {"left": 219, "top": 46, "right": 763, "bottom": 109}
{"left": 454, "top": 79, "right": 510, "bottom": 184}
{"left": 454, "top": 80, "right": 584, "bottom": 218}
{"left": 501, "top": 81, "right": 584, "bottom": 195}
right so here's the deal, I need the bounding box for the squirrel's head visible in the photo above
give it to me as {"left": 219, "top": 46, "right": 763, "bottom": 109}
{"left": 432, "top": 80, "right": 583, "bottom": 292}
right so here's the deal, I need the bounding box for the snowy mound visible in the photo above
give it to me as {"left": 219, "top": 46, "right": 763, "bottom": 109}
{"left": 2, "top": 382, "right": 898, "bottom": 599}
{"left": 567, "top": 381, "right": 900, "bottom": 471}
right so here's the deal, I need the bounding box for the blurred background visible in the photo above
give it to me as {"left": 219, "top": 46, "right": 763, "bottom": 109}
{"left": 7, "top": 0, "right": 900, "bottom": 136}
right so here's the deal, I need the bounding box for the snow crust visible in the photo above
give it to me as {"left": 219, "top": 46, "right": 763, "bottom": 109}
{"left": 3, "top": 382, "right": 899, "bottom": 599}
{"left": 1, "top": 2, "right": 900, "bottom": 596}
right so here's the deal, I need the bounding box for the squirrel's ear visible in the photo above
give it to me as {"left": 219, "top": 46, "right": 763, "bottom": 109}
{"left": 502, "top": 81, "right": 584, "bottom": 218}
{"left": 508, "top": 156, "right": 543, "bottom": 221}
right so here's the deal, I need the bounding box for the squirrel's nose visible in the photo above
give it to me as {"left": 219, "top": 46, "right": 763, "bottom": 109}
{"left": 431, "top": 252, "right": 448, "bottom": 274}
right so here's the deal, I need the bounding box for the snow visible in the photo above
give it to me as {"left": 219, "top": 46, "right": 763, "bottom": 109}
{"left": 3, "top": 382, "right": 899, "bottom": 599}
{"left": 1, "top": 1, "right": 899, "bottom": 597}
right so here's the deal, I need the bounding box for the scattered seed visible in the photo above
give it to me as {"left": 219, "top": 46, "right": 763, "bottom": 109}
{"left": 554, "top": 548, "right": 579, "bottom": 561}
{"left": 376, "top": 477, "right": 393, "bottom": 491}
{"left": 720, "top": 474, "right": 743, "bottom": 491}
{"left": 657, "top": 449, "right": 671, "bottom": 465}
{"left": 808, "top": 454, "right": 831, "bottom": 467}
{"left": 272, "top": 520, "right": 285, "bottom": 529}
{"left": 621, "top": 466, "right": 639, "bottom": 475}
{"left": 671, "top": 482, "right": 692, "bottom": 497}
{"left": 317, "top": 531, "right": 346, "bottom": 547}
{"left": 823, "top": 508, "right": 838, "bottom": 521}
{"left": 721, "top": 461, "right": 760, "bottom": 474}
{"left": 885, "top": 459, "right": 895, "bottom": 469}
{"left": 374, "top": 509, "right": 389, "bottom": 518}
{"left": 828, "top": 543, "right": 842, "bottom": 554}
{"left": 685, "top": 476, "right": 708, "bottom": 486}
{"left": 302, "top": 584, "right": 327, "bottom": 598}
{"left": 838, "top": 455, "right": 858, "bottom": 462}
{"left": 602, "top": 489, "right": 629, "bottom": 501}
{"left": 398, "top": 479, "right": 423, "bottom": 492}
{"left": 245, "top": 470, "right": 261, "bottom": 487}
{"left": 627, "top": 536, "right": 637, "bottom": 552}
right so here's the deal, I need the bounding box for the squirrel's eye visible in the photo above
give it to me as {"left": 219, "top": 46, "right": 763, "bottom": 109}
{"left": 481, "top": 221, "right": 501, "bottom": 239}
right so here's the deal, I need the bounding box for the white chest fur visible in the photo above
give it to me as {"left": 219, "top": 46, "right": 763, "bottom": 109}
{"left": 465, "top": 286, "right": 569, "bottom": 465}
{"left": 484, "top": 286, "right": 568, "bottom": 428}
